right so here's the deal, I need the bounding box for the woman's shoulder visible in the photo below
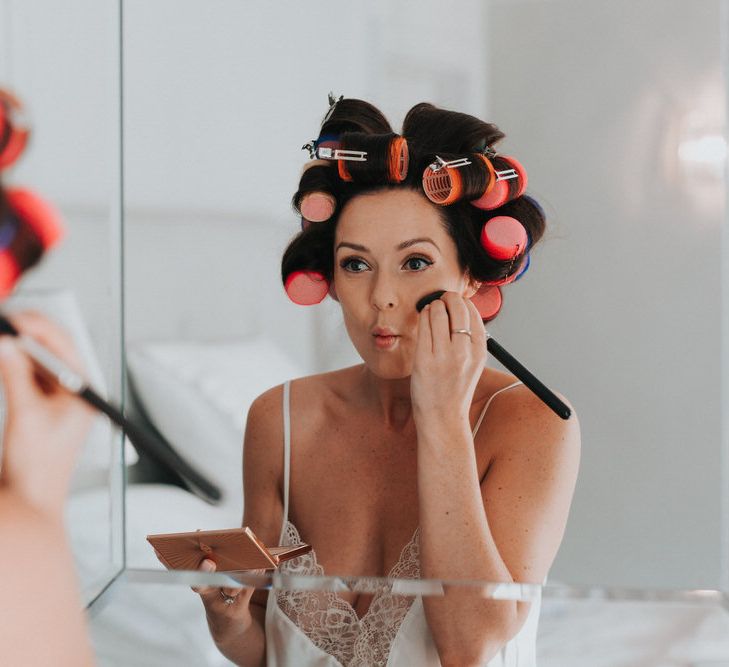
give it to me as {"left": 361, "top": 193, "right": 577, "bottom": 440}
{"left": 248, "top": 365, "right": 362, "bottom": 424}
{"left": 477, "top": 367, "right": 580, "bottom": 461}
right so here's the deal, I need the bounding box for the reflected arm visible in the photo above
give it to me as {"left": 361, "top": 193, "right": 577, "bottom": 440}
{"left": 0, "top": 489, "right": 95, "bottom": 667}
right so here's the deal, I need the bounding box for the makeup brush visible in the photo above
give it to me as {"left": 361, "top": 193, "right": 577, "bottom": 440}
{"left": 0, "top": 180, "right": 222, "bottom": 501}
{"left": 0, "top": 313, "right": 222, "bottom": 501}
{"left": 416, "top": 290, "right": 571, "bottom": 420}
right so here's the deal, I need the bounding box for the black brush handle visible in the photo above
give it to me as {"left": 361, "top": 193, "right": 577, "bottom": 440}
{"left": 414, "top": 291, "right": 571, "bottom": 420}
{"left": 0, "top": 313, "right": 222, "bottom": 501}
{"left": 79, "top": 386, "right": 222, "bottom": 501}
{"left": 486, "top": 336, "right": 571, "bottom": 420}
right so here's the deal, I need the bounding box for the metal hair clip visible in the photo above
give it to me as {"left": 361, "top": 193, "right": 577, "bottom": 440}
{"left": 495, "top": 168, "right": 519, "bottom": 181}
{"left": 301, "top": 140, "right": 317, "bottom": 159}
{"left": 482, "top": 146, "right": 497, "bottom": 159}
{"left": 428, "top": 155, "right": 472, "bottom": 172}
{"left": 322, "top": 91, "right": 344, "bottom": 125}
{"left": 317, "top": 147, "right": 367, "bottom": 161}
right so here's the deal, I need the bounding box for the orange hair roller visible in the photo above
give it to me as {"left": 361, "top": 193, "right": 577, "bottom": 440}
{"left": 422, "top": 156, "right": 470, "bottom": 205}
{"left": 388, "top": 136, "right": 409, "bottom": 183}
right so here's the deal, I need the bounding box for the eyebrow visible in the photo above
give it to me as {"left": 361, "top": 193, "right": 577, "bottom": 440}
{"left": 335, "top": 237, "right": 440, "bottom": 253}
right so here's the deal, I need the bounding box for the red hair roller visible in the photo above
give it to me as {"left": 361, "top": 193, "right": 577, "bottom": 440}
{"left": 284, "top": 269, "right": 329, "bottom": 305}
{"left": 0, "top": 187, "right": 65, "bottom": 297}
{"left": 480, "top": 216, "right": 528, "bottom": 260}
{"left": 470, "top": 155, "right": 527, "bottom": 210}
{"left": 0, "top": 89, "right": 30, "bottom": 171}
{"left": 470, "top": 284, "right": 502, "bottom": 321}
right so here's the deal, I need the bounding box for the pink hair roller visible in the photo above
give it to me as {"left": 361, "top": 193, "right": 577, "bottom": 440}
{"left": 284, "top": 269, "right": 329, "bottom": 305}
{"left": 480, "top": 216, "right": 528, "bottom": 260}
{"left": 470, "top": 155, "right": 528, "bottom": 210}
{"left": 300, "top": 191, "right": 336, "bottom": 222}
{"left": 470, "top": 284, "right": 502, "bottom": 321}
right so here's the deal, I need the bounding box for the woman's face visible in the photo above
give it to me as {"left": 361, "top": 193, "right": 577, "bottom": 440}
{"left": 333, "top": 188, "right": 479, "bottom": 379}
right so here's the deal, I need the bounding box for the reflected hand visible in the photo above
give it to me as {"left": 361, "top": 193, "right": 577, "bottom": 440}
{"left": 0, "top": 311, "right": 94, "bottom": 520}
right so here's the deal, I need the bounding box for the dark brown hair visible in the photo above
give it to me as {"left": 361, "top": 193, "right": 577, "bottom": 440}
{"left": 282, "top": 99, "right": 545, "bottom": 318}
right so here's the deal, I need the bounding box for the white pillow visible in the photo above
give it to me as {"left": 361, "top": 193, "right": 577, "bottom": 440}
{"left": 0, "top": 289, "right": 138, "bottom": 491}
{"left": 126, "top": 337, "right": 304, "bottom": 511}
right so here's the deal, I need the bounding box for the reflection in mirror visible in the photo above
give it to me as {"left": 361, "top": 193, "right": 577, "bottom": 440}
{"left": 0, "top": 0, "right": 125, "bottom": 605}
{"left": 94, "top": 0, "right": 729, "bottom": 665}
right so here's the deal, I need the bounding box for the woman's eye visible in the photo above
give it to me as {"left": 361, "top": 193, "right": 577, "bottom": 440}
{"left": 340, "top": 257, "right": 369, "bottom": 272}
{"left": 404, "top": 256, "right": 432, "bottom": 271}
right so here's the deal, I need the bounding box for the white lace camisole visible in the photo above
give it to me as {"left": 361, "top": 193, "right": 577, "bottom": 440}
{"left": 264, "top": 379, "right": 542, "bottom": 666}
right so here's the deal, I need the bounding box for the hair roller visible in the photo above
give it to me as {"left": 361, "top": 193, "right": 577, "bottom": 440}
{"left": 470, "top": 155, "right": 528, "bottom": 210}
{"left": 387, "top": 136, "right": 409, "bottom": 183}
{"left": 0, "top": 89, "right": 30, "bottom": 171}
{"left": 470, "top": 284, "right": 503, "bottom": 321}
{"left": 300, "top": 191, "right": 336, "bottom": 223}
{"left": 294, "top": 160, "right": 339, "bottom": 223}
{"left": 0, "top": 187, "right": 64, "bottom": 298}
{"left": 422, "top": 153, "right": 494, "bottom": 206}
{"left": 284, "top": 269, "right": 330, "bottom": 305}
{"left": 334, "top": 132, "right": 407, "bottom": 185}
{"left": 480, "top": 215, "right": 528, "bottom": 261}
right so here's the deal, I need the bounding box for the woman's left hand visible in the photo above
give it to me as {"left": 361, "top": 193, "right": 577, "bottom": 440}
{"left": 410, "top": 291, "right": 487, "bottom": 426}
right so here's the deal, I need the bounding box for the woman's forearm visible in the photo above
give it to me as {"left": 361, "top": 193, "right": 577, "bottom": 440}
{"left": 0, "top": 489, "right": 95, "bottom": 667}
{"left": 415, "top": 418, "right": 521, "bottom": 664}
{"left": 207, "top": 603, "right": 266, "bottom": 667}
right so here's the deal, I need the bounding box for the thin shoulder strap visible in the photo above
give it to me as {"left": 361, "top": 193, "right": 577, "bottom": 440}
{"left": 281, "top": 380, "right": 292, "bottom": 530}
{"left": 472, "top": 380, "right": 523, "bottom": 437}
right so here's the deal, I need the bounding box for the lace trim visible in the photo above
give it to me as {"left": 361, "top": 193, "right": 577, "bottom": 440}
{"left": 276, "top": 521, "right": 420, "bottom": 667}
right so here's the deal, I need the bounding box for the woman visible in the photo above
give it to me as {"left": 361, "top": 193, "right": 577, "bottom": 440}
{"left": 193, "top": 98, "right": 581, "bottom": 666}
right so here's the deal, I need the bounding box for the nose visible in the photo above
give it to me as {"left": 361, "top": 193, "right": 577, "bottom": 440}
{"left": 371, "top": 273, "right": 398, "bottom": 311}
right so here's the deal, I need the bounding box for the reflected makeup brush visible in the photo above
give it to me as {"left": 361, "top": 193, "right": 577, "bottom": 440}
{"left": 415, "top": 290, "right": 571, "bottom": 420}
{"left": 0, "top": 183, "right": 222, "bottom": 502}
{"left": 0, "top": 313, "right": 222, "bottom": 502}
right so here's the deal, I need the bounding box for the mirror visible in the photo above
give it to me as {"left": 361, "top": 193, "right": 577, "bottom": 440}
{"left": 106, "top": 0, "right": 729, "bottom": 662}
{"left": 119, "top": 0, "right": 728, "bottom": 589}
{"left": 0, "top": 0, "right": 125, "bottom": 605}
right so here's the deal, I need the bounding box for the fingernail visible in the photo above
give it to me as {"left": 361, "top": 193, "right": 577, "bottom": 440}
{"left": 201, "top": 560, "right": 214, "bottom": 571}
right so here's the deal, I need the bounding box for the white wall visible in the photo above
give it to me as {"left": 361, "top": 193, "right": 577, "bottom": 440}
{"left": 487, "top": 0, "right": 727, "bottom": 589}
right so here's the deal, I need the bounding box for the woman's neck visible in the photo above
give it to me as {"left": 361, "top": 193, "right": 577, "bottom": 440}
{"left": 358, "top": 365, "right": 415, "bottom": 432}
